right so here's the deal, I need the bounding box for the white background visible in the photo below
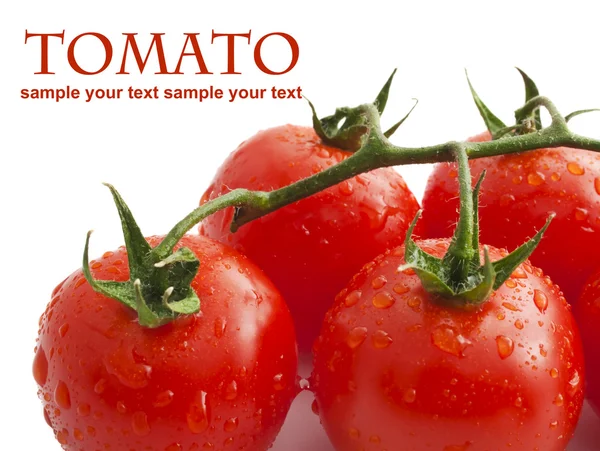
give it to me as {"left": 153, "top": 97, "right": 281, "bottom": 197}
{"left": 1, "top": 1, "right": 600, "bottom": 449}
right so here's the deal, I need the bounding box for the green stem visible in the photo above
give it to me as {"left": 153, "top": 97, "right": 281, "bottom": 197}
{"left": 156, "top": 95, "right": 599, "bottom": 251}
{"left": 444, "top": 144, "right": 476, "bottom": 283}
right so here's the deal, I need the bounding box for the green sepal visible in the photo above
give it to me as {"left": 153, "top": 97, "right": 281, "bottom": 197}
{"left": 133, "top": 279, "right": 167, "bottom": 328}
{"left": 515, "top": 68, "right": 542, "bottom": 131}
{"left": 491, "top": 214, "right": 554, "bottom": 289}
{"left": 459, "top": 247, "right": 495, "bottom": 304}
{"left": 384, "top": 99, "right": 419, "bottom": 139}
{"left": 401, "top": 211, "right": 454, "bottom": 297}
{"left": 307, "top": 99, "right": 369, "bottom": 152}
{"left": 103, "top": 183, "right": 151, "bottom": 281}
{"left": 82, "top": 185, "right": 202, "bottom": 328}
{"left": 471, "top": 171, "right": 486, "bottom": 253}
{"left": 83, "top": 231, "right": 137, "bottom": 310}
{"left": 466, "top": 70, "right": 507, "bottom": 138}
{"left": 565, "top": 109, "right": 600, "bottom": 123}
{"left": 374, "top": 69, "right": 397, "bottom": 115}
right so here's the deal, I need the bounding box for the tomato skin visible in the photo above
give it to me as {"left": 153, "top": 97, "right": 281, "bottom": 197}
{"left": 33, "top": 234, "right": 298, "bottom": 451}
{"left": 200, "top": 124, "right": 421, "bottom": 353}
{"left": 311, "top": 240, "right": 584, "bottom": 451}
{"left": 422, "top": 132, "right": 600, "bottom": 303}
{"left": 574, "top": 268, "right": 600, "bottom": 415}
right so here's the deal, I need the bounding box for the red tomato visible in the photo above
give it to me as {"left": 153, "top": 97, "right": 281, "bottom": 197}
{"left": 200, "top": 124, "right": 420, "bottom": 353}
{"left": 33, "top": 234, "right": 298, "bottom": 451}
{"left": 311, "top": 240, "right": 585, "bottom": 450}
{"left": 421, "top": 132, "right": 600, "bottom": 303}
{"left": 575, "top": 268, "right": 600, "bottom": 415}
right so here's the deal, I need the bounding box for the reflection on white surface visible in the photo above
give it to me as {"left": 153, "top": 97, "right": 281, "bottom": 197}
{"left": 273, "top": 390, "right": 600, "bottom": 451}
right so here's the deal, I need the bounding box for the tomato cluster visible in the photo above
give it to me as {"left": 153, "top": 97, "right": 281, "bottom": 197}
{"left": 34, "top": 77, "right": 599, "bottom": 451}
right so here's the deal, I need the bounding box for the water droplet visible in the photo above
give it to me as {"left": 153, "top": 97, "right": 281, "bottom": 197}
{"left": 165, "top": 444, "right": 183, "bottom": 451}
{"left": 73, "top": 428, "right": 84, "bottom": 441}
{"left": 551, "top": 172, "right": 561, "bottom": 182}
{"left": 339, "top": 181, "right": 354, "bottom": 196}
{"left": 273, "top": 373, "right": 285, "bottom": 390}
{"left": 371, "top": 275, "right": 387, "bottom": 289}
{"left": 393, "top": 283, "right": 409, "bottom": 294}
{"left": 348, "top": 427, "right": 360, "bottom": 439}
{"left": 533, "top": 290, "right": 548, "bottom": 313}
{"left": 567, "top": 162, "right": 585, "bottom": 175}
{"left": 554, "top": 394, "right": 564, "bottom": 406}
{"left": 77, "top": 403, "right": 90, "bottom": 416}
{"left": 431, "top": 325, "right": 472, "bottom": 357}
{"left": 403, "top": 388, "right": 417, "bottom": 403}
{"left": 116, "top": 401, "right": 127, "bottom": 414}
{"left": 372, "top": 292, "right": 395, "bottom": 309}
{"left": 407, "top": 297, "right": 421, "bottom": 311}
{"left": 347, "top": 327, "right": 368, "bottom": 349}
{"left": 550, "top": 368, "right": 559, "bottom": 378}
{"left": 214, "top": 317, "right": 227, "bottom": 338}
{"left": 595, "top": 178, "right": 600, "bottom": 195}
{"left": 132, "top": 411, "right": 150, "bottom": 436}
{"left": 500, "top": 193, "right": 515, "bottom": 206}
{"left": 549, "top": 420, "right": 558, "bottom": 429}
{"left": 344, "top": 290, "right": 362, "bottom": 307}
{"left": 514, "top": 397, "right": 523, "bottom": 407}
{"left": 154, "top": 390, "right": 174, "bottom": 408}
{"left": 104, "top": 347, "right": 152, "bottom": 389}
{"left": 224, "top": 417, "right": 239, "bottom": 432}
{"left": 372, "top": 330, "right": 393, "bottom": 349}
{"left": 224, "top": 381, "right": 238, "bottom": 400}
{"left": 496, "top": 335, "right": 515, "bottom": 359}
{"left": 56, "top": 428, "right": 69, "bottom": 445}
{"left": 505, "top": 279, "right": 517, "bottom": 288}
{"left": 54, "top": 381, "right": 71, "bottom": 409}
{"left": 59, "top": 323, "right": 70, "bottom": 338}
{"left": 511, "top": 267, "right": 528, "bottom": 279}
{"left": 187, "top": 391, "right": 210, "bottom": 434}
{"left": 33, "top": 346, "right": 48, "bottom": 386}
{"left": 514, "top": 320, "right": 524, "bottom": 330}
{"left": 575, "top": 208, "right": 589, "bottom": 221}
{"left": 370, "top": 435, "right": 381, "bottom": 443}
{"left": 502, "top": 302, "right": 521, "bottom": 312}
{"left": 568, "top": 370, "right": 581, "bottom": 396}
{"left": 527, "top": 172, "right": 545, "bottom": 186}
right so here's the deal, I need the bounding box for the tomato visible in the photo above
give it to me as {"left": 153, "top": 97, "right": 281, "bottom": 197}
{"left": 311, "top": 240, "right": 585, "bottom": 451}
{"left": 200, "top": 124, "right": 420, "bottom": 353}
{"left": 574, "top": 267, "right": 600, "bottom": 415}
{"left": 33, "top": 234, "right": 298, "bottom": 451}
{"left": 421, "top": 132, "right": 600, "bottom": 303}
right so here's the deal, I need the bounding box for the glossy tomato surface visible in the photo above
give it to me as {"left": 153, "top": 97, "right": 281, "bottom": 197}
{"left": 575, "top": 268, "right": 600, "bottom": 415}
{"left": 311, "top": 240, "right": 585, "bottom": 451}
{"left": 33, "top": 234, "right": 298, "bottom": 451}
{"left": 200, "top": 124, "right": 420, "bottom": 353}
{"left": 422, "top": 132, "right": 600, "bottom": 303}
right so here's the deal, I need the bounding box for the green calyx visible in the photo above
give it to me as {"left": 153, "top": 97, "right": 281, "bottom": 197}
{"left": 401, "top": 145, "right": 553, "bottom": 306}
{"left": 307, "top": 69, "right": 418, "bottom": 152}
{"left": 468, "top": 68, "right": 600, "bottom": 139}
{"left": 83, "top": 184, "right": 201, "bottom": 328}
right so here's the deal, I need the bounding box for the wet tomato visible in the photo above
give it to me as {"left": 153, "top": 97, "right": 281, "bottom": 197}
{"left": 575, "top": 268, "right": 600, "bottom": 415}
{"left": 311, "top": 240, "right": 584, "bottom": 451}
{"left": 33, "top": 234, "right": 298, "bottom": 451}
{"left": 200, "top": 124, "right": 420, "bottom": 353}
{"left": 422, "top": 132, "right": 600, "bottom": 303}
